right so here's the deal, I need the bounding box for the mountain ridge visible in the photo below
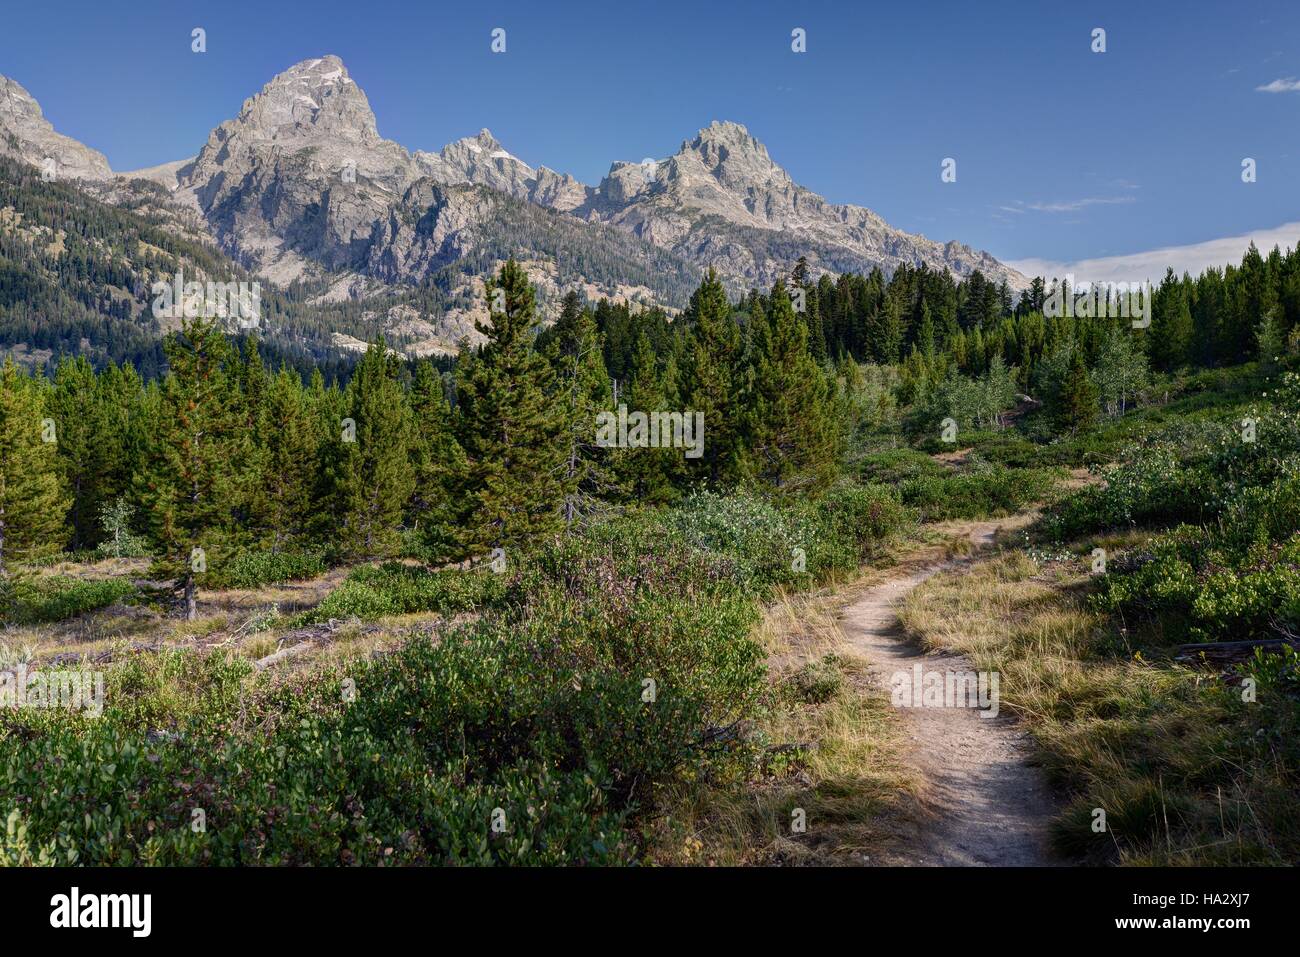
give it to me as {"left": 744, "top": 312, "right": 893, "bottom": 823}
{"left": 0, "top": 56, "right": 1027, "bottom": 359}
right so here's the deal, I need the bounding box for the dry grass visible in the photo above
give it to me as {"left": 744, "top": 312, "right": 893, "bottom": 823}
{"left": 1, "top": 562, "right": 438, "bottom": 682}
{"left": 648, "top": 572, "right": 924, "bottom": 866}
{"left": 897, "top": 546, "right": 1299, "bottom": 865}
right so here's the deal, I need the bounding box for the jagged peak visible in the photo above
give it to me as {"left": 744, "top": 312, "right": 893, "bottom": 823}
{"left": 444, "top": 128, "right": 504, "bottom": 155}
{"left": 223, "top": 54, "right": 378, "bottom": 143}
{"left": 242, "top": 55, "right": 362, "bottom": 116}
{"left": 686, "top": 120, "right": 762, "bottom": 151}
{"left": 0, "top": 72, "right": 113, "bottom": 180}
{"left": 271, "top": 55, "right": 353, "bottom": 88}
{"left": 0, "top": 75, "right": 42, "bottom": 117}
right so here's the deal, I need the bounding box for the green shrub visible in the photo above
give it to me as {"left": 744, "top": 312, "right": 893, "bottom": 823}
{"left": 807, "top": 483, "right": 912, "bottom": 573}
{"left": 783, "top": 654, "right": 844, "bottom": 704}
{"left": 900, "top": 465, "right": 1056, "bottom": 520}
{"left": 1098, "top": 531, "right": 1300, "bottom": 644}
{"left": 3, "top": 575, "right": 137, "bottom": 625}
{"left": 297, "top": 563, "right": 506, "bottom": 624}
{"left": 0, "top": 481, "right": 907, "bottom": 866}
{"left": 218, "top": 548, "right": 327, "bottom": 589}
{"left": 858, "top": 448, "right": 948, "bottom": 484}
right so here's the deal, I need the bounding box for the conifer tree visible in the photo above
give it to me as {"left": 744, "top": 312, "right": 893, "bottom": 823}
{"left": 544, "top": 294, "right": 615, "bottom": 526}
{"left": 410, "top": 360, "right": 465, "bottom": 560}
{"left": 48, "top": 355, "right": 114, "bottom": 549}
{"left": 96, "top": 360, "right": 147, "bottom": 506}
{"left": 916, "top": 301, "right": 937, "bottom": 361}
{"left": 316, "top": 340, "right": 416, "bottom": 560}
{"left": 615, "top": 331, "right": 684, "bottom": 504}
{"left": 791, "top": 256, "right": 827, "bottom": 362}
{"left": 1257, "top": 307, "right": 1286, "bottom": 371}
{"left": 454, "top": 259, "right": 567, "bottom": 556}
{"left": 678, "top": 269, "right": 743, "bottom": 486}
{"left": 1150, "top": 271, "right": 1194, "bottom": 371}
{"left": 0, "top": 359, "right": 69, "bottom": 588}
{"left": 135, "top": 320, "right": 250, "bottom": 619}
{"left": 1056, "top": 348, "right": 1099, "bottom": 433}
{"left": 743, "top": 281, "right": 840, "bottom": 497}
{"left": 866, "top": 292, "right": 904, "bottom": 364}
{"left": 256, "top": 366, "right": 319, "bottom": 549}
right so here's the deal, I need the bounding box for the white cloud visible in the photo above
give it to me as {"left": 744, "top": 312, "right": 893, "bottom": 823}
{"left": 1024, "top": 196, "right": 1137, "bottom": 213}
{"left": 1006, "top": 221, "right": 1300, "bottom": 285}
{"left": 1256, "top": 77, "right": 1300, "bottom": 93}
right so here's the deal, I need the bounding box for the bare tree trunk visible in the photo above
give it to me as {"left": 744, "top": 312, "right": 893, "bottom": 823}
{"left": 183, "top": 574, "right": 197, "bottom": 621}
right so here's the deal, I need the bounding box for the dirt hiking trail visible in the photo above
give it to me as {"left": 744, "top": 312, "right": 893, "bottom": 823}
{"left": 842, "top": 521, "right": 1059, "bottom": 866}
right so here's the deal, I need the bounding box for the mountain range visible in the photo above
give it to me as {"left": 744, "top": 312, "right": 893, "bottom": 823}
{"left": 0, "top": 55, "right": 1026, "bottom": 359}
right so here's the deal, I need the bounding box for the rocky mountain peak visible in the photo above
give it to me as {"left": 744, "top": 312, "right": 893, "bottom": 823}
{"left": 689, "top": 119, "right": 760, "bottom": 151}
{"left": 0, "top": 76, "right": 44, "bottom": 124}
{"left": 177, "top": 56, "right": 417, "bottom": 281}
{"left": 675, "top": 119, "right": 790, "bottom": 193}
{"left": 229, "top": 55, "right": 378, "bottom": 145}
{"left": 470, "top": 128, "right": 502, "bottom": 150}
{"left": 0, "top": 74, "right": 113, "bottom": 181}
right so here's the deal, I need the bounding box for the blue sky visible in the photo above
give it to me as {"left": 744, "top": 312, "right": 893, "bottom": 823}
{"left": 2, "top": 0, "right": 1298, "bottom": 275}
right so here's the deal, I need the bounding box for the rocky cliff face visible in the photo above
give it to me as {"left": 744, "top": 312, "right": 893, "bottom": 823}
{"left": 576, "top": 120, "right": 1023, "bottom": 290}
{"left": 415, "top": 129, "right": 587, "bottom": 212}
{"left": 174, "top": 55, "right": 419, "bottom": 282}
{"left": 0, "top": 76, "right": 112, "bottom": 183}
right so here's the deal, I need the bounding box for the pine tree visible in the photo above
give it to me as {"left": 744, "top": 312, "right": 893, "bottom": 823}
{"left": 1257, "top": 307, "right": 1286, "bottom": 371}
{"left": 1150, "top": 271, "right": 1194, "bottom": 371}
{"left": 916, "top": 301, "right": 937, "bottom": 361}
{"left": 1056, "top": 348, "right": 1099, "bottom": 433}
{"left": 316, "top": 340, "right": 416, "bottom": 560}
{"left": 134, "top": 320, "right": 250, "bottom": 619}
{"left": 679, "top": 269, "right": 744, "bottom": 486}
{"left": 454, "top": 259, "right": 567, "bottom": 556}
{"left": 544, "top": 294, "right": 615, "bottom": 526}
{"left": 410, "top": 360, "right": 465, "bottom": 561}
{"left": 47, "top": 355, "right": 114, "bottom": 549}
{"left": 0, "top": 358, "right": 69, "bottom": 588}
{"left": 615, "top": 331, "right": 684, "bottom": 504}
{"left": 743, "top": 281, "right": 840, "bottom": 497}
{"left": 256, "top": 367, "right": 319, "bottom": 549}
{"left": 791, "top": 256, "right": 827, "bottom": 362}
{"left": 866, "top": 292, "right": 904, "bottom": 364}
{"left": 96, "top": 360, "right": 147, "bottom": 506}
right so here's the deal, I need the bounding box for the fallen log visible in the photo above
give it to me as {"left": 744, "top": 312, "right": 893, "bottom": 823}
{"left": 253, "top": 641, "right": 316, "bottom": 671}
{"left": 1173, "top": 638, "right": 1298, "bottom": 666}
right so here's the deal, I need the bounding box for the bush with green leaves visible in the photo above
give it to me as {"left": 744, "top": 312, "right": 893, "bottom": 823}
{"left": 2, "top": 575, "right": 137, "bottom": 625}
{"left": 0, "top": 645, "right": 633, "bottom": 865}
{"left": 297, "top": 562, "right": 506, "bottom": 624}
{"left": 858, "top": 448, "right": 948, "bottom": 485}
{"left": 94, "top": 497, "right": 149, "bottom": 560}
{"left": 216, "top": 548, "right": 327, "bottom": 589}
{"left": 1078, "top": 375, "right": 1300, "bottom": 645}
{"left": 899, "top": 465, "right": 1056, "bottom": 521}
{"left": 1097, "top": 524, "right": 1300, "bottom": 644}
{"left": 906, "top": 356, "right": 1019, "bottom": 437}
{"left": 0, "top": 481, "right": 912, "bottom": 865}
{"left": 1040, "top": 405, "right": 1300, "bottom": 543}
